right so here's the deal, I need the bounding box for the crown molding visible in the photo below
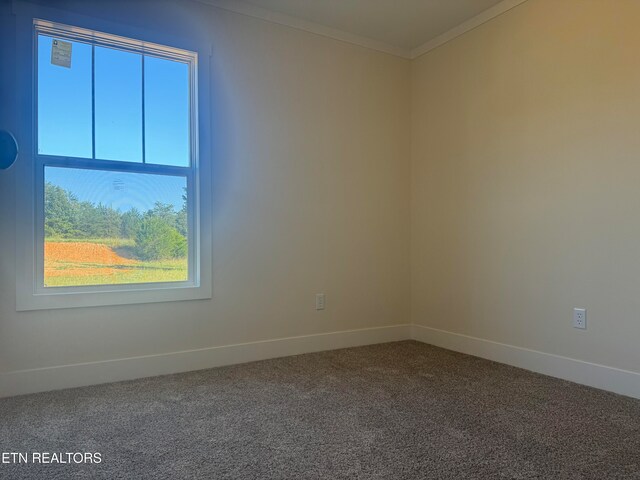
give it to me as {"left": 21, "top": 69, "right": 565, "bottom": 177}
{"left": 410, "top": 0, "right": 530, "bottom": 59}
{"left": 198, "top": 0, "right": 530, "bottom": 61}
{"left": 196, "top": 0, "right": 412, "bottom": 59}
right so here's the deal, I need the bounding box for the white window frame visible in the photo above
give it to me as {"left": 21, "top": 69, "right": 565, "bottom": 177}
{"left": 14, "top": 9, "right": 212, "bottom": 311}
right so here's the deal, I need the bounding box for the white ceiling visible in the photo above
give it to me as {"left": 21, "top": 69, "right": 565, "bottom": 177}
{"left": 237, "top": 0, "right": 506, "bottom": 51}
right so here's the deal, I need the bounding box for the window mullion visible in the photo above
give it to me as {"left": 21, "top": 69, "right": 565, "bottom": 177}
{"left": 142, "top": 54, "right": 146, "bottom": 164}
{"left": 37, "top": 154, "right": 190, "bottom": 177}
{"left": 91, "top": 44, "right": 96, "bottom": 160}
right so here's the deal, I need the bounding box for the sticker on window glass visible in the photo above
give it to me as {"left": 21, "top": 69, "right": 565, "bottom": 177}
{"left": 51, "top": 39, "right": 72, "bottom": 68}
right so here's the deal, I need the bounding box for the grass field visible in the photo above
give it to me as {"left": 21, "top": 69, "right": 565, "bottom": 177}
{"left": 44, "top": 238, "right": 188, "bottom": 287}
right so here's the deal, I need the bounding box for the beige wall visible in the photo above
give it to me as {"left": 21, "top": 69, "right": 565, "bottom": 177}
{"left": 0, "top": 0, "right": 410, "bottom": 373}
{"left": 3, "top": 0, "right": 638, "bottom": 384}
{"left": 411, "top": 0, "right": 640, "bottom": 372}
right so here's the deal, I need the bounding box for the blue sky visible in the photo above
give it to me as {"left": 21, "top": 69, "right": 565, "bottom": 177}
{"left": 38, "top": 35, "right": 190, "bottom": 212}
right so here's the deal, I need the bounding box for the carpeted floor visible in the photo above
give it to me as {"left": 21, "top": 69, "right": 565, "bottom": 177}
{"left": 1, "top": 341, "right": 639, "bottom": 479}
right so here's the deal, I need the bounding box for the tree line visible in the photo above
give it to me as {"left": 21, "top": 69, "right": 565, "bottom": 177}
{"left": 45, "top": 182, "right": 188, "bottom": 260}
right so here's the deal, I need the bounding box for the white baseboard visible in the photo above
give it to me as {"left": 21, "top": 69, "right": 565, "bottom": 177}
{"left": 3, "top": 323, "right": 639, "bottom": 401}
{"left": 411, "top": 324, "right": 640, "bottom": 400}
{"left": 0, "top": 324, "right": 411, "bottom": 398}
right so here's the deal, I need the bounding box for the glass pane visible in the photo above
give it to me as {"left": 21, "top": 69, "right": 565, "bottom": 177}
{"left": 144, "top": 56, "right": 190, "bottom": 166}
{"left": 95, "top": 46, "right": 143, "bottom": 162}
{"left": 44, "top": 167, "right": 188, "bottom": 287}
{"left": 37, "top": 35, "right": 92, "bottom": 158}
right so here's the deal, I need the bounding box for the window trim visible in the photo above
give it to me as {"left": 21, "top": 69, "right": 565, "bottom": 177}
{"left": 15, "top": 12, "right": 212, "bottom": 311}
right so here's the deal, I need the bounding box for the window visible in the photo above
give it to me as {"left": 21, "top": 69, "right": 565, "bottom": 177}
{"left": 16, "top": 18, "right": 211, "bottom": 310}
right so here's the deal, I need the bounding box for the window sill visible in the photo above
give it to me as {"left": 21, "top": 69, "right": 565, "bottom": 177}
{"left": 16, "top": 282, "right": 212, "bottom": 311}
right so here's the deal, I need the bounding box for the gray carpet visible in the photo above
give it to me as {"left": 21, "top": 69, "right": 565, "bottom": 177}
{"left": 1, "top": 341, "right": 639, "bottom": 479}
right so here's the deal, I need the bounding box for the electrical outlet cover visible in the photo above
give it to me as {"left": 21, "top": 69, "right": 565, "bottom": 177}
{"left": 316, "top": 294, "right": 325, "bottom": 311}
{"left": 573, "top": 308, "right": 586, "bottom": 329}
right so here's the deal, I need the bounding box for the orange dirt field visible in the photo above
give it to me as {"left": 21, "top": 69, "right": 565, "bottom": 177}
{"left": 45, "top": 242, "right": 136, "bottom": 265}
{"left": 45, "top": 242, "right": 136, "bottom": 278}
